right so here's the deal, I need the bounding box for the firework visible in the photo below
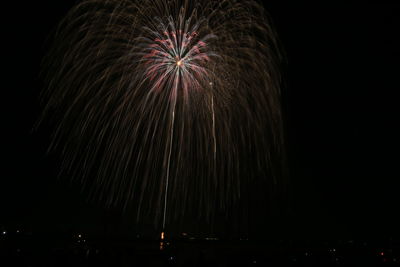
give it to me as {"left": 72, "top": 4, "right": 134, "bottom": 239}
{"left": 39, "top": 0, "right": 286, "bottom": 230}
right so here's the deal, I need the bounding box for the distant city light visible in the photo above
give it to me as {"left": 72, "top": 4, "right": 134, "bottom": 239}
{"left": 2, "top": 231, "right": 6, "bottom": 235}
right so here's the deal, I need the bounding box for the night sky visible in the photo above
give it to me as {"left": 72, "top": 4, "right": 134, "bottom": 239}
{"left": 2, "top": 2, "right": 399, "bottom": 240}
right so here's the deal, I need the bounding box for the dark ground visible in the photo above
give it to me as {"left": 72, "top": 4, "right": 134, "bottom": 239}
{"left": 1, "top": 232, "right": 400, "bottom": 266}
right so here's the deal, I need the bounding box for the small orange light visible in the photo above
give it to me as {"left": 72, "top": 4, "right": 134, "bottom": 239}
{"left": 161, "top": 232, "right": 165, "bottom": 240}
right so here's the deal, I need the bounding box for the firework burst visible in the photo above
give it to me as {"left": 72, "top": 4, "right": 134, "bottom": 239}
{"left": 39, "top": 0, "right": 286, "bottom": 229}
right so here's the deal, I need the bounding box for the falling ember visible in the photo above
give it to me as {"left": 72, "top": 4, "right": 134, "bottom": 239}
{"left": 39, "top": 0, "right": 286, "bottom": 233}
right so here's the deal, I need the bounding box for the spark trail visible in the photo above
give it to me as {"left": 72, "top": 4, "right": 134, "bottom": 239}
{"left": 39, "top": 0, "right": 286, "bottom": 230}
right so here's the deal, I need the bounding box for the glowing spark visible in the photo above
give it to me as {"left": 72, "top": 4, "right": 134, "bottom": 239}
{"left": 161, "top": 231, "right": 165, "bottom": 240}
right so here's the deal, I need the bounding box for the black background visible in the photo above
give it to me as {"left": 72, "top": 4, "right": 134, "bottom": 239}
{"left": 2, "top": 2, "right": 399, "bottom": 240}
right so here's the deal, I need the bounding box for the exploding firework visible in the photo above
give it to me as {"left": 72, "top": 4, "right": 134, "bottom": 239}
{"left": 39, "top": 0, "right": 286, "bottom": 229}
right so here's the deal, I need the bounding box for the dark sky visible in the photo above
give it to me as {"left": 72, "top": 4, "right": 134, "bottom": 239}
{"left": 1, "top": 2, "right": 399, "bottom": 240}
